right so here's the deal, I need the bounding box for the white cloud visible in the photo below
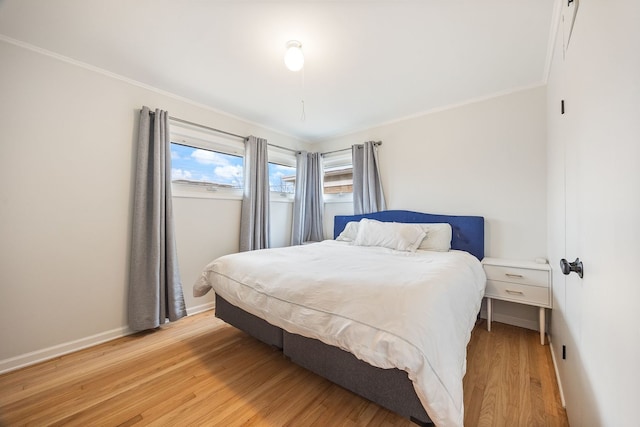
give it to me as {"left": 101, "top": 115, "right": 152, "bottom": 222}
{"left": 191, "top": 149, "right": 230, "bottom": 166}
{"left": 214, "top": 165, "right": 243, "bottom": 183}
{"left": 171, "top": 168, "right": 193, "bottom": 180}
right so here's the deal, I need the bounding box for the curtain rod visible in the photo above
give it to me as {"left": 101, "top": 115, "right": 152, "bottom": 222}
{"left": 150, "top": 111, "right": 381, "bottom": 156}
{"left": 149, "top": 112, "right": 300, "bottom": 154}
{"left": 168, "top": 116, "right": 247, "bottom": 140}
{"left": 169, "top": 116, "right": 300, "bottom": 154}
{"left": 321, "top": 141, "right": 382, "bottom": 156}
{"left": 269, "top": 143, "right": 301, "bottom": 154}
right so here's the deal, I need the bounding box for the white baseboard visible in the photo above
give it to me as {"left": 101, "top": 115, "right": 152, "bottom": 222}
{"left": 0, "top": 305, "right": 215, "bottom": 375}
{"left": 186, "top": 301, "right": 215, "bottom": 315}
{"left": 548, "top": 337, "right": 566, "bottom": 407}
{"left": 0, "top": 325, "right": 134, "bottom": 375}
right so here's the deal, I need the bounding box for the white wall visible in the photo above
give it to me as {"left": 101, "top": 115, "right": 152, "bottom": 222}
{"left": 547, "top": 1, "right": 640, "bottom": 425}
{"left": 173, "top": 197, "right": 242, "bottom": 312}
{"left": 323, "top": 200, "right": 353, "bottom": 239}
{"left": 0, "top": 39, "right": 307, "bottom": 370}
{"left": 318, "top": 87, "right": 548, "bottom": 329}
{"left": 270, "top": 198, "right": 294, "bottom": 248}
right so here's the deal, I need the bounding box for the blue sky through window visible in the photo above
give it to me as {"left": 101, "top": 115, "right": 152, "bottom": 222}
{"left": 171, "top": 143, "right": 243, "bottom": 188}
{"left": 268, "top": 163, "right": 295, "bottom": 193}
{"left": 171, "top": 143, "right": 295, "bottom": 193}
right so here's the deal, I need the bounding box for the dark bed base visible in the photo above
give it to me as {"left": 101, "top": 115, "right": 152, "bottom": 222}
{"left": 215, "top": 292, "right": 283, "bottom": 349}
{"left": 215, "top": 294, "right": 433, "bottom": 426}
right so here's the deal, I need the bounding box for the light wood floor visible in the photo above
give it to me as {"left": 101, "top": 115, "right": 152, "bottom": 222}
{"left": 0, "top": 311, "right": 568, "bottom": 426}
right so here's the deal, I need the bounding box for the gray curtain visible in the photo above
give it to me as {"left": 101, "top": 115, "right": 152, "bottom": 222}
{"left": 291, "top": 152, "right": 324, "bottom": 245}
{"left": 128, "top": 107, "right": 186, "bottom": 332}
{"left": 352, "top": 141, "right": 386, "bottom": 215}
{"left": 240, "top": 136, "right": 270, "bottom": 251}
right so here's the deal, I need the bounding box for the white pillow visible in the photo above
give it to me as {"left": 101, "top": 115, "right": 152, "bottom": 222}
{"left": 336, "top": 221, "right": 359, "bottom": 242}
{"left": 417, "top": 223, "right": 452, "bottom": 251}
{"left": 353, "top": 219, "right": 426, "bottom": 252}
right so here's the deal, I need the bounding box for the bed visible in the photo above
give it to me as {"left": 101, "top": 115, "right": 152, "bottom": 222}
{"left": 193, "top": 210, "right": 485, "bottom": 427}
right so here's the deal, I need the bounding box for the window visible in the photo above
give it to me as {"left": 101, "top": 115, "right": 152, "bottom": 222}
{"left": 169, "top": 121, "right": 297, "bottom": 200}
{"left": 171, "top": 143, "right": 243, "bottom": 190}
{"left": 323, "top": 166, "right": 353, "bottom": 194}
{"left": 268, "top": 146, "right": 297, "bottom": 199}
{"left": 269, "top": 162, "right": 296, "bottom": 194}
{"left": 170, "top": 123, "right": 245, "bottom": 199}
{"left": 322, "top": 150, "right": 353, "bottom": 199}
{"left": 270, "top": 151, "right": 353, "bottom": 199}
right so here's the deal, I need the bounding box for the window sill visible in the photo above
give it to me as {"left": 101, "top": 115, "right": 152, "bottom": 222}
{"left": 323, "top": 193, "right": 353, "bottom": 204}
{"left": 172, "top": 190, "right": 243, "bottom": 201}
{"left": 172, "top": 186, "right": 294, "bottom": 203}
{"left": 271, "top": 193, "right": 294, "bottom": 203}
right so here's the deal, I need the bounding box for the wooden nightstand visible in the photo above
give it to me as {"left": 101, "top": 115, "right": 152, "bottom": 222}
{"left": 482, "top": 257, "right": 552, "bottom": 345}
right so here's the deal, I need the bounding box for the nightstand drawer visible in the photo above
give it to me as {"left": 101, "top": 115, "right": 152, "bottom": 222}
{"left": 483, "top": 264, "right": 549, "bottom": 288}
{"left": 485, "top": 280, "right": 551, "bottom": 307}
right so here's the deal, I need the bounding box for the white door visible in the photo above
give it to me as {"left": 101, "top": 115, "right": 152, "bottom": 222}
{"left": 548, "top": 1, "right": 640, "bottom": 426}
{"left": 548, "top": 3, "right": 585, "bottom": 422}
{"left": 560, "top": 61, "right": 585, "bottom": 427}
{"left": 548, "top": 19, "right": 585, "bottom": 421}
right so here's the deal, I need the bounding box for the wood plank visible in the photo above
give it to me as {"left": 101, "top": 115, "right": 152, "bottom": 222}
{"left": 0, "top": 312, "right": 568, "bottom": 426}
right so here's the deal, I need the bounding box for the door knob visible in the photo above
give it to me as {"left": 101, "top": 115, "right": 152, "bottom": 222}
{"left": 560, "top": 258, "right": 584, "bottom": 278}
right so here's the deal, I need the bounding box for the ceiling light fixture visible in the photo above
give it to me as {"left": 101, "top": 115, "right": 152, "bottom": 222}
{"left": 284, "top": 40, "right": 304, "bottom": 72}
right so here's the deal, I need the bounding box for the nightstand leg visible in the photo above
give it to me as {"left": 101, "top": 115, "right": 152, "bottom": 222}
{"left": 539, "top": 307, "right": 545, "bottom": 345}
{"left": 487, "top": 297, "right": 492, "bottom": 332}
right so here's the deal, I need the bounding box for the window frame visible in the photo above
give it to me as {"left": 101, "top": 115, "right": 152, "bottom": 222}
{"left": 170, "top": 123, "right": 245, "bottom": 200}
{"left": 169, "top": 122, "right": 299, "bottom": 202}
{"left": 268, "top": 146, "right": 297, "bottom": 202}
{"left": 322, "top": 150, "right": 354, "bottom": 203}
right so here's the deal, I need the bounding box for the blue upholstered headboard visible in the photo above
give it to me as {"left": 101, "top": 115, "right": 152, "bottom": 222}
{"left": 333, "top": 210, "right": 485, "bottom": 260}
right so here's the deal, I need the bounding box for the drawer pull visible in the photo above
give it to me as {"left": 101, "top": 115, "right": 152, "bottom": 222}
{"left": 505, "top": 273, "right": 524, "bottom": 279}
{"left": 505, "top": 289, "right": 525, "bottom": 296}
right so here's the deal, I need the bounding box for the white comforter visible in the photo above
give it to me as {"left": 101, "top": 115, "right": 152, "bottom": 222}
{"left": 194, "top": 240, "right": 486, "bottom": 427}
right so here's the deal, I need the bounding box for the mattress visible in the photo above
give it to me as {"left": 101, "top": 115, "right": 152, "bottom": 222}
{"left": 194, "top": 240, "right": 486, "bottom": 427}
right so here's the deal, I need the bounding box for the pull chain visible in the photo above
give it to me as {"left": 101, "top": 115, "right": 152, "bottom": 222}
{"left": 300, "top": 66, "right": 306, "bottom": 121}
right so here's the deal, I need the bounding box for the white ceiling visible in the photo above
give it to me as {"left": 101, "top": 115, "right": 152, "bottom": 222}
{"left": 0, "top": 0, "right": 557, "bottom": 142}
